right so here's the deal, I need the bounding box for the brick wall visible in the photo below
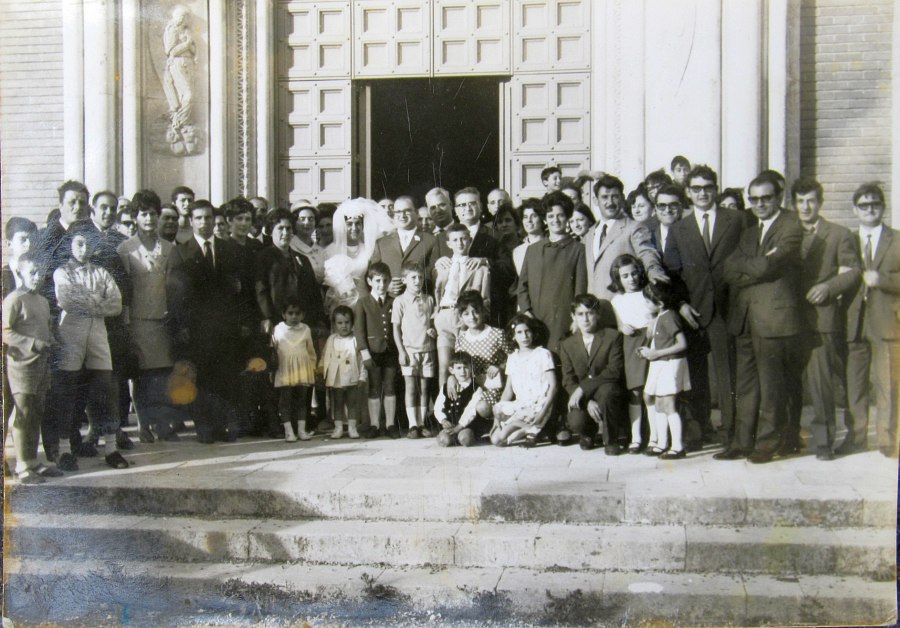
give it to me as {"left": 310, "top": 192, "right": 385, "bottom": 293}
{"left": 0, "top": 1, "right": 64, "bottom": 229}
{"left": 799, "top": 0, "right": 893, "bottom": 225}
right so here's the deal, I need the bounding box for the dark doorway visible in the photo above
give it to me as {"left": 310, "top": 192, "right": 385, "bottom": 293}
{"left": 368, "top": 77, "right": 501, "bottom": 204}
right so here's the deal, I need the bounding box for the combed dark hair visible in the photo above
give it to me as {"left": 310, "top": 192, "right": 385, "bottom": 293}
{"left": 506, "top": 313, "right": 544, "bottom": 347}
{"left": 541, "top": 191, "right": 575, "bottom": 218}
{"left": 492, "top": 203, "right": 521, "bottom": 232}
{"left": 655, "top": 183, "right": 688, "bottom": 207}
{"left": 331, "top": 304, "right": 355, "bottom": 325}
{"left": 570, "top": 292, "right": 603, "bottom": 314}
{"left": 626, "top": 184, "right": 651, "bottom": 218}
{"left": 671, "top": 155, "right": 691, "bottom": 170}
{"left": 266, "top": 208, "right": 295, "bottom": 231}
{"left": 593, "top": 174, "right": 624, "bottom": 197}
{"left": 91, "top": 190, "right": 117, "bottom": 206}
{"left": 749, "top": 173, "right": 783, "bottom": 196}
{"left": 171, "top": 186, "right": 194, "bottom": 202}
{"left": 132, "top": 189, "right": 162, "bottom": 214}
{"left": 517, "top": 198, "right": 546, "bottom": 224}
{"left": 643, "top": 169, "right": 672, "bottom": 188}
{"left": 445, "top": 222, "right": 470, "bottom": 236}
{"left": 455, "top": 289, "right": 486, "bottom": 314}
{"left": 401, "top": 260, "right": 424, "bottom": 275}
{"left": 608, "top": 254, "right": 648, "bottom": 294}
{"left": 448, "top": 351, "right": 474, "bottom": 368}
{"left": 642, "top": 280, "right": 681, "bottom": 311}
{"left": 540, "top": 166, "right": 561, "bottom": 182}
{"left": 366, "top": 261, "right": 391, "bottom": 281}
{"left": 571, "top": 203, "right": 595, "bottom": 227}
{"left": 281, "top": 295, "right": 306, "bottom": 315}
{"left": 717, "top": 188, "right": 745, "bottom": 211}
{"left": 852, "top": 181, "right": 885, "bottom": 206}
{"left": 5, "top": 216, "right": 37, "bottom": 240}
{"left": 224, "top": 196, "right": 255, "bottom": 221}
{"left": 686, "top": 165, "right": 718, "bottom": 189}
{"left": 58, "top": 180, "right": 89, "bottom": 203}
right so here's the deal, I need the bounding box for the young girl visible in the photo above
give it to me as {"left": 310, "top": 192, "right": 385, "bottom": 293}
{"left": 608, "top": 254, "right": 654, "bottom": 453}
{"left": 272, "top": 296, "right": 317, "bottom": 442}
{"left": 446, "top": 291, "right": 515, "bottom": 432}
{"left": 320, "top": 305, "right": 366, "bottom": 439}
{"left": 490, "top": 314, "right": 557, "bottom": 447}
{"left": 638, "top": 281, "right": 691, "bottom": 459}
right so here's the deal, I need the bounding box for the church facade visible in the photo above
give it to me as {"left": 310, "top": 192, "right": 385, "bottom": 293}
{"left": 0, "top": 0, "right": 894, "bottom": 225}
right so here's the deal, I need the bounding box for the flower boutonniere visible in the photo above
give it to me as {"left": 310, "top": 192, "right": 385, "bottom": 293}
{"left": 413, "top": 235, "right": 420, "bottom": 242}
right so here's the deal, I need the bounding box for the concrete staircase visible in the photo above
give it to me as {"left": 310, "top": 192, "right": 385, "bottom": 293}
{"left": 4, "top": 436, "right": 898, "bottom": 626}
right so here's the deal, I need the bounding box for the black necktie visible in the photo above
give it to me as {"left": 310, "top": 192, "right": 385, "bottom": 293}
{"left": 864, "top": 235, "right": 873, "bottom": 270}
{"left": 203, "top": 240, "right": 213, "bottom": 269}
{"left": 701, "top": 213, "right": 711, "bottom": 254}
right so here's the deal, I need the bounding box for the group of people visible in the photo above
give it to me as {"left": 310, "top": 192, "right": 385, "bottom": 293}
{"left": 3, "top": 158, "right": 898, "bottom": 484}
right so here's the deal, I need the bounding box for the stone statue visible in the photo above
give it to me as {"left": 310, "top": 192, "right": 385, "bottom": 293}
{"left": 161, "top": 5, "right": 201, "bottom": 155}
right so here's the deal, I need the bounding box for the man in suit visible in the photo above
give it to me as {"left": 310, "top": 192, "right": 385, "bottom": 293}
{"left": 663, "top": 167, "right": 746, "bottom": 449}
{"left": 425, "top": 187, "right": 454, "bottom": 236}
{"left": 785, "top": 177, "right": 861, "bottom": 460}
{"left": 436, "top": 187, "right": 499, "bottom": 260}
{"left": 583, "top": 174, "right": 666, "bottom": 302}
{"left": 647, "top": 184, "right": 686, "bottom": 256}
{"left": 173, "top": 202, "right": 245, "bottom": 443}
{"left": 840, "top": 182, "right": 900, "bottom": 458}
{"left": 716, "top": 174, "right": 803, "bottom": 463}
{"left": 371, "top": 195, "right": 439, "bottom": 297}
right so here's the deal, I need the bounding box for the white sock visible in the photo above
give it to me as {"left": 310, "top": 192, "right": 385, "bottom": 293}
{"left": 367, "top": 398, "right": 382, "bottom": 429}
{"left": 655, "top": 411, "right": 670, "bottom": 450}
{"left": 628, "top": 404, "right": 642, "bottom": 445}
{"left": 104, "top": 436, "right": 117, "bottom": 456}
{"left": 667, "top": 413, "right": 684, "bottom": 452}
{"left": 348, "top": 420, "right": 359, "bottom": 438}
{"left": 297, "top": 420, "right": 311, "bottom": 439}
{"left": 283, "top": 421, "right": 296, "bottom": 439}
{"left": 331, "top": 420, "right": 343, "bottom": 437}
{"left": 406, "top": 406, "right": 419, "bottom": 427}
{"left": 646, "top": 406, "right": 657, "bottom": 445}
{"left": 384, "top": 396, "right": 397, "bottom": 427}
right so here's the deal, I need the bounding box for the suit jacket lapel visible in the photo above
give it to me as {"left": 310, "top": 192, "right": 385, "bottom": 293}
{"left": 709, "top": 210, "right": 730, "bottom": 255}
{"left": 401, "top": 231, "right": 422, "bottom": 263}
{"left": 873, "top": 227, "right": 893, "bottom": 269}
{"left": 598, "top": 219, "right": 623, "bottom": 257}
{"left": 586, "top": 333, "right": 603, "bottom": 366}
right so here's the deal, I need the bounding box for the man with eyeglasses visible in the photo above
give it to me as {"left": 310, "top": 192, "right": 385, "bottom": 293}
{"left": 584, "top": 174, "right": 666, "bottom": 302}
{"left": 372, "top": 195, "right": 439, "bottom": 297}
{"left": 664, "top": 166, "right": 746, "bottom": 450}
{"left": 648, "top": 184, "right": 686, "bottom": 256}
{"left": 718, "top": 174, "right": 803, "bottom": 463}
{"left": 436, "top": 187, "right": 498, "bottom": 260}
{"left": 841, "top": 182, "right": 900, "bottom": 458}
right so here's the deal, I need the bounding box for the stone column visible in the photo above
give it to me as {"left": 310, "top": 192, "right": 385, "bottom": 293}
{"left": 893, "top": 0, "right": 900, "bottom": 225}
{"left": 209, "top": 0, "right": 227, "bottom": 205}
{"left": 122, "top": 0, "right": 141, "bottom": 196}
{"left": 256, "top": 0, "right": 275, "bottom": 202}
{"left": 63, "top": 0, "right": 85, "bottom": 182}
{"left": 767, "top": 0, "right": 802, "bottom": 186}
{"left": 83, "top": 0, "right": 118, "bottom": 194}
{"left": 721, "top": 0, "right": 763, "bottom": 189}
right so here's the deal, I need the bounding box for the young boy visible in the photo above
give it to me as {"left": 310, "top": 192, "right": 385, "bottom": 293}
{"left": 391, "top": 261, "right": 437, "bottom": 438}
{"left": 433, "top": 223, "right": 491, "bottom": 388}
{"left": 354, "top": 262, "right": 400, "bottom": 438}
{"left": 541, "top": 166, "right": 562, "bottom": 194}
{"left": 2, "top": 252, "right": 64, "bottom": 482}
{"left": 435, "top": 351, "right": 492, "bottom": 447}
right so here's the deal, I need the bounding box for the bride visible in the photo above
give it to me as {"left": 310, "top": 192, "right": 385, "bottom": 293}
{"left": 323, "top": 197, "right": 395, "bottom": 310}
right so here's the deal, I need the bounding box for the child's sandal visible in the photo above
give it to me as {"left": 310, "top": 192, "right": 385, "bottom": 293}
{"left": 645, "top": 447, "right": 666, "bottom": 457}
{"left": 627, "top": 443, "right": 642, "bottom": 454}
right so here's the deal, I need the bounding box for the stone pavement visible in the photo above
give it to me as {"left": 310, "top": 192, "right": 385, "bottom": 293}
{"left": 4, "top": 424, "right": 899, "bottom": 626}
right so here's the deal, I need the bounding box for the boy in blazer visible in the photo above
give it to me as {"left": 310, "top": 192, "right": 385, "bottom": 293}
{"left": 841, "top": 182, "right": 900, "bottom": 458}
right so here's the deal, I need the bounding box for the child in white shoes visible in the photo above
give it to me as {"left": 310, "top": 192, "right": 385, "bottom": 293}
{"left": 272, "top": 297, "right": 317, "bottom": 442}
{"left": 320, "top": 305, "right": 366, "bottom": 439}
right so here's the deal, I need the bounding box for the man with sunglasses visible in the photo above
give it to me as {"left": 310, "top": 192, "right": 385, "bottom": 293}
{"left": 841, "top": 182, "right": 900, "bottom": 458}
{"left": 719, "top": 174, "right": 803, "bottom": 463}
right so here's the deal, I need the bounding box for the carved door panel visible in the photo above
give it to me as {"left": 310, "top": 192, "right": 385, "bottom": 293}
{"left": 279, "top": 79, "right": 353, "bottom": 203}
{"left": 513, "top": 0, "right": 591, "bottom": 73}
{"left": 278, "top": 1, "right": 352, "bottom": 79}
{"left": 433, "top": 0, "right": 510, "bottom": 75}
{"left": 353, "top": 1, "right": 431, "bottom": 77}
{"left": 508, "top": 72, "right": 591, "bottom": 201}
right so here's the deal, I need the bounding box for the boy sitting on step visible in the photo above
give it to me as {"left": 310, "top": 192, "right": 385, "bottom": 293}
{"left": 435, "top": 352, "right": 493, "bottom": 447}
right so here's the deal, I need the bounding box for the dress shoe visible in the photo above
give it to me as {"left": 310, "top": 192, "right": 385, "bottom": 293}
{"left": 364, "top": 426, "right": 382, "bottom": 439}
{"left": 116, "top": 430, "right": 135, "bottom": 450}
{"left": 815, "top": 448, "right": 835, "bottom": 461}
{"left": 627, "top": 443, "right": 642, "bottom": 454}
{"left": 748, "top": 450, "right": 775, "bottom": 464}
{"left": 139, "top": 427, "right": 156, "bottom": 444}
{"left": 660, "top": 449, "right": 686, "bottom": 460}
{"left": 644, "top": 447, "right": 665, "bottom": 457}
{"left": 386, "top": 425, "right": 400, "bottom": 439}
{"left": 556, "top": 430, "right": 573, "bottom": 446}
{"left": 105, "top": 451, "right": 129, "bottom": 469}
{"left": 834, "top": 438, "right": 865, "bottom": 456}
{"left": 579, "top": 436, "right": 595, "bottom": 450}
{"left": 420, "top": 427, "right": 433, "bottom": 438}
{"left": 604, "top": 444, "right": 623, "bottom": 456}
{"left": 713, "top": 448, "right": 748, "bottom": 461}
{"left": 57, "top": 452, "right": 79, "bottom": 471}
{"left": 35, "top": 464, "right": 64, "bottom": 478}
{"left": 406, "top": 427, "right": 420, "bottom": 439}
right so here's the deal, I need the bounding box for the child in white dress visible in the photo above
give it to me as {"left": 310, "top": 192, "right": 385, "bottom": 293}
{"left": 320, "top": 305, "right": 366, "bottom": 439}
{"left": 638, "top": 281, "right": 691, "bottom": 459}
{"left": 491, "top": 314, "right": 558, "bottom": 447}
{"left": 272, "top": 297, "right": 317, "bottom": 442}
{"left": 609, "top": 254, "right": 654, "bottom": 453}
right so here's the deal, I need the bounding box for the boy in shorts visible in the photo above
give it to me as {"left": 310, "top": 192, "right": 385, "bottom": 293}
{"left": 435, "top": 351, "right": 492, "bottom": 447}
{"left": 391, "top": 261, "right": 437, "bottom": 438}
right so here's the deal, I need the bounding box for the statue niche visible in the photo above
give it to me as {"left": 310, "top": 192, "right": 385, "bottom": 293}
{"left": 155, "top": 4, "right": 204, "bottom": 156}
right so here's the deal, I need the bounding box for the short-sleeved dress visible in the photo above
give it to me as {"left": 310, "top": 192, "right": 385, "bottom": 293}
{"left": 493, "top": 346, "right": 555, "bottom": 430}
{"left": 454, "top": 325, "right": 514, "bottom": 405}
{"left": 272, "top": 321, "right": 317, "bottom": 387}
{"left": 320, "top": 333, "right": 366, "bottom": 388}
{"left": 611, "top": 291, "right": 653, "bottom": 390}
{"left": 643, "top": 309, "right": 691, "bottom": 396}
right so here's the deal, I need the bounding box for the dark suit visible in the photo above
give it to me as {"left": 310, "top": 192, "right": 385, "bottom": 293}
{"left": 843, "top": 226, "right": 900, "bottom": 454}
{"left": 353, "top": 292, "right": 396, "bottom": 355}
{"left": 174, "top": 236, "right": 244, "bottom": 440}
{"left": 664, "top": 207, "right": 745, "bottom": 444}
{"left": 559, "top": 329, "right": 625, "bottom": 442}
{"left": 435, "top": 224, "right": 499, "bottom": 260}
{"left": 254, "top": 245, "right": 327, "bottom": 332}
{"left": 723, "top": 210, "right": 803, "bottom": 454}
{"left": 787, "top": 220, "right": 860, "bottom": 452}
{"left": 371, "top": 229, "right": 439, "bottom": 287}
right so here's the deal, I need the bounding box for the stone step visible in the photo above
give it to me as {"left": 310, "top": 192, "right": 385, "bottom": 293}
{"left": 5, "top": 557, "right": 896, "bottom": 627}
{"left": 8, "top": 513, "right": 895, "bottom": 578}
{"left": 7, "top": 476, "right": 893, "bottom": 527}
